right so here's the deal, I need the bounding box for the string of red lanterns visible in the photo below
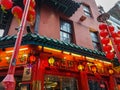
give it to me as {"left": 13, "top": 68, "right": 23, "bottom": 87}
{"left": 0, "top": 0, "right": 36, "bottom": 25}
{"left": 99, "top": 23, "right": 120, "bottom": 60}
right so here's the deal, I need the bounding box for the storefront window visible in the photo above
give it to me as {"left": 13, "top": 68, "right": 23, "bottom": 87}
{"left": 44, "top": 75, "right": 78, "bottom": 90}
{"left": 88, "top": 79, "right": 108, "bottom": 90}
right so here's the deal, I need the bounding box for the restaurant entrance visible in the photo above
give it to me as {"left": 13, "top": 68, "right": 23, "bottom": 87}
{"left": 44, "top": 75, "right": 78, "bottom": 90}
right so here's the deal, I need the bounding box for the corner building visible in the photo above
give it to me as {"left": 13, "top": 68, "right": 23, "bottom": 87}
{"left": 0, "top": 0, "right": 120, "bottom": 90}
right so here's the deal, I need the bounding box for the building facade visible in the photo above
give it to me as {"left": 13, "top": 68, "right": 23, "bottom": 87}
{"left": 0, "top": 0, "right": 120, "bottom": 90}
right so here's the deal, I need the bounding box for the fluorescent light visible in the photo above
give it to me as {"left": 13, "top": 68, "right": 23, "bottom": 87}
{"left": 6, "top": 48, "right": 28, "bottom": 53}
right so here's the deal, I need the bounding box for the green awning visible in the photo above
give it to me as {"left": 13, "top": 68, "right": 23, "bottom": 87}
{"left": 0, "top": 33, "right": 118, "bottom": 63}
{"left": 43, "top": 0, "right": 81, "bottom": 17}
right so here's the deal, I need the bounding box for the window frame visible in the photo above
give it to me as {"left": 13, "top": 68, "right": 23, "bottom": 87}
{"left": 90, "top": 31, "right": 102, "bottom": 51}
{"left": 60, "top": 19, "right": 73, "bottom": 43}
{"left": 82, "top": 4, "right": 92, "bottom": 17}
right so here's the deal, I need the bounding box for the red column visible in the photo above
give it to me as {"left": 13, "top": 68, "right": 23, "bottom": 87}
{"left": 79, "top": 71, "right": 89, "bottom": 90}
{"left": 109, "top": 75, "right": 116, "bottom": 90}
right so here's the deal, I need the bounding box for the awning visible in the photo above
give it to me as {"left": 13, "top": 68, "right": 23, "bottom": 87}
{"left": 43, "top": 0, "right": 81, "bottom": 17}
{"left": 0, "top": 33, "right": 119, "bottom": 65}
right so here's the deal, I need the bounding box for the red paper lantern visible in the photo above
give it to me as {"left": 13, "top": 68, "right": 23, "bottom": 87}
{"left": 27, "top": 8, "right": 36, "bottom": 24}
{"left": 29, "top": 55, "right": 36, "bottom": 63}
{"left": 101, "top": 38, "right": 109, "bottom": 45}
{"left": 117, "top": 31, "right": 120, "bottom": 37}
{"left": 91, "top": 65, "right": 97, "bottom": 73}
{"left": 106, "top": 52, "right": 115, "bottom": 60}
{"left": 23, "top": 0, "right": 36, "bottom": 8}
{"left": 114, "top": 37, "right": 120, "bottom": 44}
{"left": 117, "top": 45, "right": 120, "bottom": 51}
{"left": 99, "top": 23, "right": 107, "bottom": 30}
{"left": 103, "top": 45, "right": 112, "bottom": 52}
{"left": 108, "top": 25, "right": 114, "bottom": 32}
{"left": 99, "top": 31, "right": 108, "bottom": 37}
{"left": 111, "top": 32, "right": 118, "bottom": 38}
{"left": 1, "top": 0, "right": 13, "bottom": 10}
{"left": 11, "top": 6, "right": 23, "bottom": 20}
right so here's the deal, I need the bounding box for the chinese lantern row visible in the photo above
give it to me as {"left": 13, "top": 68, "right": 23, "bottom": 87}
{"left": 0, "top": 0, "right": 36, "bottom": 25}
{"left": 99, "top": 23, "right": 120, "bottom": 60}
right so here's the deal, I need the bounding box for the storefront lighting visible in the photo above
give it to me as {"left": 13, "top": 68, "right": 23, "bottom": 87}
{"left": 63, "top": 51, "right": 70, "bottom": 55}
{"left": 108, "top": 68, "right": 114, "bottom": 74}
{"left": 78, "top": 64, "right": 84, "bottom": 71}
{"left": 44, "top": 47, "right": 61, "bottom": 53}
{"left": 91, "top": 65, "right": 97, "bottom": 73}
{"left": 48, "top": 57, "right": 55, "bottom": 66}
{"left": 6, "top": 56, "right": 10, "bottom": 60}
{"left": 71, "top": 53, "right": 81, "bottom": 57}
{"left": 5, "top": 48, "right": 28, "bottom": 53}
{"left": 86, "top": 57, "right": 94, "bottom": 61}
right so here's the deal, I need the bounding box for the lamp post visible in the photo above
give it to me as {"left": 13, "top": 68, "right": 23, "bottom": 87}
{"left": 1, "top": 0, "right": 31, "bottom": 90}
{"left": 97, "top": 13, "right": 120, "bottom": 62}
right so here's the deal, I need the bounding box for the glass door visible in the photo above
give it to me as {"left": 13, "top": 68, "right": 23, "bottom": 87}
{"left": 44, "top": 75, "right": 78, "bottom": 90}
{"left": 88, "top": 79, "right": 108, "bottom": 90}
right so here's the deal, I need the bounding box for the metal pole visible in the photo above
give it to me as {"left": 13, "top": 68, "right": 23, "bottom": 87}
{"left": 2, "top": 0, "right": 31, "bottom": 90}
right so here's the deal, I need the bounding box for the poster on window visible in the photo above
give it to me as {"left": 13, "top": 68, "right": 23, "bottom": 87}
{"left": 22, "top": 67, "right": 32, "bottom": 81}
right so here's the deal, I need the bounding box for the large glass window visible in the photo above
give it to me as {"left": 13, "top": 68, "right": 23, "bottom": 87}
{"left": 88, "top": 79, "right": 108, "bottom": 90}
{"left": 44, "top": 75, "right": 78, "bottom": 90}
{"left": 60, "top": 20, "right": 72, "bottom": 43}
{"left": 90, "top": 32, "right": 102, "bottom": 51}
{"left": 82, "top": 4, "right": 92, "bottom": 17}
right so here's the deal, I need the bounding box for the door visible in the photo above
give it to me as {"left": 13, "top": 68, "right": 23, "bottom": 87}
{"left": 44, "top": 75, "right": 78, "bottom": 90}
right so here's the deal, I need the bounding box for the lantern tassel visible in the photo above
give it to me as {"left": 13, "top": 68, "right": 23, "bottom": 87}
{"left": 1, "top": 6, "right": 7, "bottom": 13}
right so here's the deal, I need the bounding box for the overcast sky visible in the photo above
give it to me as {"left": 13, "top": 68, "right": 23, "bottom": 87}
{"left": 95, "top": 0, "right": 119, "bottom": 12}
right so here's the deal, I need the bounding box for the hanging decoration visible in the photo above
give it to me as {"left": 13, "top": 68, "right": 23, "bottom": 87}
{"left": 1, "top": 0, "right": 13, "bottom": 11}
{"left": 29, "top": 55, "right": 36, "bottom": 64}
{"left": 11, "top": 6, "right": 23, "bottom": 24}
{"left": 23, "top": 0, "right": 36, "bottom": 25}
{"left": 23, "top": 0, "right": 36, "bottom": 8}
{"left": 99, "top": 23, "right": 116, "bottom": 60}
{"left": 78, "top": 64, "right": 84, "bottom": 71}
{"left": 101, "top": 38, "right": 109, "bottom": 45}
{"left": 103, "top": 45, "right": 112, "bottom": 52}
{"left": 99, "top": 23, "right": 107, "bottom": 30}
{"left": 106, "top": 52, "right": 115, "bottom": 60}
{"left": 91, "top": 65, "right": 97, "bottom": 73}
{"left": 27, "top": 7, "right": 36, "bottom": 25}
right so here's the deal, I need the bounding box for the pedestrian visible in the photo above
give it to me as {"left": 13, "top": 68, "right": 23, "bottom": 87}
{"left": 0, "top": 82, "right": 5, "bottom": 90}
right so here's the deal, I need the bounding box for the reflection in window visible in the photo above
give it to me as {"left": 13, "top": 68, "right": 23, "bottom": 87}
{"left": 44, "top": 75, "right": 78, "bottom": 90}
{"left": 0, "top": 29, "right": 4, "bottom": 37}
{"left": 88, "top": 80, "right": 108, "bottom": 90}
{"left": 90, "top": 32, "right": 102, "bottom": 51}
{"left": 60, "top": 20, "right": 72, "bottom": 43}
{"left": 82, "top": 4, "right": 92, "bottom": 17}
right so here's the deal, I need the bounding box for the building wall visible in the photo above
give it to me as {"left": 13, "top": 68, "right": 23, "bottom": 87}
{"left": 8, "top": 0, "right": 100, "bottom": 50}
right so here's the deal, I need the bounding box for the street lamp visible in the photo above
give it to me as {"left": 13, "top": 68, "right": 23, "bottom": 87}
{"left": 1, "top": 0, "right": 31, "bottom": 90}
{"left": 97, "top": 13, "right": 120, "bottom": 62}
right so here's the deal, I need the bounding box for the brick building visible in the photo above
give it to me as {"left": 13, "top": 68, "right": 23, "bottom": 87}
{"left": 0, "top": 0, "right": 120, "bottom": 90}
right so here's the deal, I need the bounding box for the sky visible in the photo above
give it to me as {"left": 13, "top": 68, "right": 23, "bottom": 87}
{"left": 95, "top": 0, "right": 119, "bottom": 12}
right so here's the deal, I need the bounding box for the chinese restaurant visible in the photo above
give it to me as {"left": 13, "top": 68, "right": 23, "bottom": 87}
{"left": 0, "top": 33, "right": 119, "bottom": 90}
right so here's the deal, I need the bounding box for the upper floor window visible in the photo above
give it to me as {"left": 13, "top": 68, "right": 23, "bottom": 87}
{"left": 0, "top": 29, "right": 5, "bottom": 37}
{"left": 82, "top": 4, "right": 92, "bottom": 17}
{"left": 60, "top": 20, "right": 73, "bottom": 43}
{"left": 0, "top": 8, "right": 13, "bottom": 36}
{"left": 90, "top": 32, "right": 102, "bottom": 51}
